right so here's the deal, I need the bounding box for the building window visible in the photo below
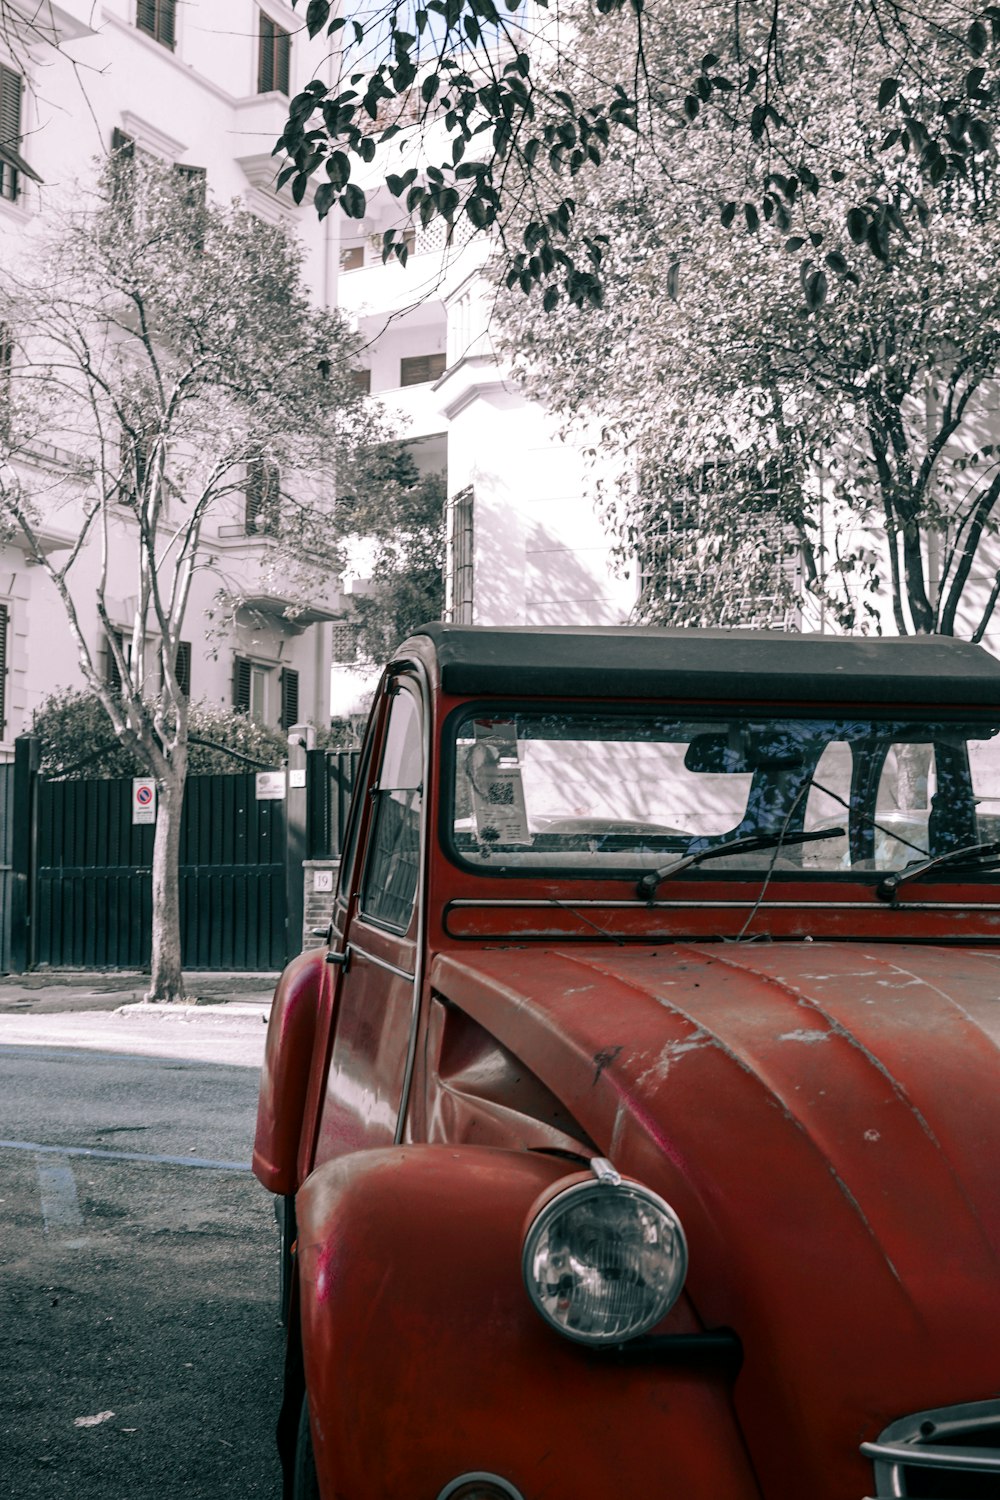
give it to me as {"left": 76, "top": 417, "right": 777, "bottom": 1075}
{"left": 0, "top": 322, "right": 12, "bottom": 430}
{"left": 448, "top": 487, "right": 474, "bottom": 624}
{"left": 173, "top": 640, "right": 191, "bottom": 698}
{"left": 350, "top": 368, "right": 371, "bottom": 396}
{"left": 0, "top": 65, "right": 28, "bottom": 203}
{"left": 340, "top": 244, "right": 364, "bottom": 272}
{"left": 280, "top": 667, "right": 299, "bottom": 731}
{"left": 106, "top": 628, "right": 130, "bottom": 694}
{"left": 234, "top": 656, "right": 270, "bottom": 722}
{"left": 400, "top": 353, "right": 446, "bottom": 388}
{"left": 136, "top": 0, "right": 176, "bottom": 50}
{"left": 174, "top": 164, "right": 207, "bottom": 211}
{"left": 245, "top": 459, "right": 280, "bottom": 535}
{"left": 258, "top": 12, "right": 291, "bottom": 95}
{"left": 109, "top": 127, "right": 135, "bottom": 201}
{"left": 0, "top": 602, "right": 8, "bottom": 736}
{"left": 120, "top": 425, "right": 156, "bottom": 506}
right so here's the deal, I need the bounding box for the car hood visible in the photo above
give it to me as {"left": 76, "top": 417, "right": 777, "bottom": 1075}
{"left": 431, "top": 940, "right": 1000, "bottom": 1496}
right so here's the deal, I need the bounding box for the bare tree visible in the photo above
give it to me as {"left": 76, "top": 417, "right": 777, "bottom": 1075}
{"left": 0, "top": 155, "right": 381, "bottom": 1000}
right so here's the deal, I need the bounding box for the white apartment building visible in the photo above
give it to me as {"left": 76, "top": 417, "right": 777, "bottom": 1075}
{"left": 335, "top": 169, "right": 637, "bottom": 647}
{"left": 0, "top": 0, "right": 344, "bottom": 756}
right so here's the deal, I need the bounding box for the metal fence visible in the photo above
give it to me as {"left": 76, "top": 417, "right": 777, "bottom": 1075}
{"left": 0, "top": 741, "right": 360, "bottom": 974}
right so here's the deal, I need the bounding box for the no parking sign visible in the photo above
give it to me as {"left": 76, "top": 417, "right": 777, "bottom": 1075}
{"left": 132, "top": 777, "right": 157, "bottom": 825}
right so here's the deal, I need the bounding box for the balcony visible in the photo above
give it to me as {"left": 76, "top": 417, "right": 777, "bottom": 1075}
{"left": 211, "top": 532, "right": 346, "bottom": 632}
{"left": 371, "top": 379, "right": 448, "bottom": 443}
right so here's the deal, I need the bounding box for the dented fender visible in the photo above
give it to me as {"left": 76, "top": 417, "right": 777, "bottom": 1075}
{"left": 253, "top": 948, "right": 329, "bottom": 1195}
{"left": 296, "top": 1144, "right": 761, "bottom": 1500}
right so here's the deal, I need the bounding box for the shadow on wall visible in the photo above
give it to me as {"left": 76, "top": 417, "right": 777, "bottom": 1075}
{"left": 469, "top": 481, "right": 631, "bottom": 627}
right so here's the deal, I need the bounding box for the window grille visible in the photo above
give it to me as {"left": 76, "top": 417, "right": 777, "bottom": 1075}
{"left": 258, "top": 12, "right": 291, "bottom": 95}
{"left": 330, "top": 623, "right": 358, "bottom": 664}
{"left": 136, "top": 0, "right": 176, "bottom": 50}
{"left": 350, "top": 368, "right": 371, "bottom": 396}
{"left": 400, "top": 352, "right": 446, "bottom": 387}
{"left": 447, "top": 487, "right": 474, "bottom": 624}
{"left": 245, "top": 459, "right": 281, "bottom": 535}
{"left": 174, "top": 640, "right": 191, "bottom": 698}
{"left": 636, "top": 459, "right": 801, "bottom": 628}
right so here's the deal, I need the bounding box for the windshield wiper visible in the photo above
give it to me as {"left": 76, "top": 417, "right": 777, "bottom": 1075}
{"left": 637, "top": 826, "right": 846, "bottom": 899}
{"left": 876, "top": 841, "right": 1000, "bottom": 902}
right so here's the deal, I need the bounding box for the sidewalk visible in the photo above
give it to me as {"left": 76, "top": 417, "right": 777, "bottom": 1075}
{"left": 0, "top": 971, "right": 278, "bottom": 1066}
{"left": 0, "top": 970, "right": 278, "bottom": 1015}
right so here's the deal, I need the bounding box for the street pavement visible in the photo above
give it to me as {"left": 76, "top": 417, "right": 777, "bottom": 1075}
{"left": 0, "top": 970, "right": 284, "bottom": 1497}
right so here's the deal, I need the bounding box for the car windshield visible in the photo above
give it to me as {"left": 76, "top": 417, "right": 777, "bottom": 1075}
{"left": 448, "top": 707, "right": 1000, "bottom": 880}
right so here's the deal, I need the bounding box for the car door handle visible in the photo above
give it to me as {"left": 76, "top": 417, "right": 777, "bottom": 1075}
{"left": 325, "top": 947, "right": 351, "bottom": 971}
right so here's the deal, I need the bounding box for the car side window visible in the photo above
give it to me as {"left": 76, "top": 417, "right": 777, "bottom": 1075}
{"left": 359, "top": 687, "right": 423, "bottom": 932}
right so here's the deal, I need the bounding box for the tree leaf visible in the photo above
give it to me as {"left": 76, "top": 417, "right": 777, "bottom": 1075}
{"left": 805, "top": 269, "right": 828, "bottom": 308}
{"left": 877, "top": 77, "right": 899, "bottom": 109}
{"left": 305, "top": 0, "right": 331, "bottom": 38}
{"left": 340, "top": 182, "right": 366, "bottom": 218}
{"left": 846, "top": 206, "right": 868, "bottom": 243}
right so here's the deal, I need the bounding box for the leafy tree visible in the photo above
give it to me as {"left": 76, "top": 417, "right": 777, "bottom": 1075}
{"left": 337, "top": 444, "right": 446, "bottom": 662}
{"left": 492, "top": 0, "right": 1000, "bottom": 639}
{"left": 0, "top": 155, "right": 381, "bottom": 1000}
{"left": 33, "top": 691, "right": 288, "bottom": 779}
{"left": 280, "top": 0, "right": 1000, "bottom": 311}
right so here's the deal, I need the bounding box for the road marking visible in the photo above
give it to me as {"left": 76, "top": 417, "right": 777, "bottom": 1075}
{"left": 36, "top": 1155, "right": 83, "bottom": 1233}
{"left": 3, "top": 1138, "right": 250, "bottom": 1172}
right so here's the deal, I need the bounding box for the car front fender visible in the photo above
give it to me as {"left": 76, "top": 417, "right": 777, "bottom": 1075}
{"left": 296, "top": 1144, "right": 762, "bottom": 1500}
{"left": 253, "top": 947, "right": 328, "bottom": 1195}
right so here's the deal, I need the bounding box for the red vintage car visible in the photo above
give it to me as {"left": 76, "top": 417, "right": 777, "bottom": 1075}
{"left": 254, "top": 625, "right": 1000, "bottom": 1500}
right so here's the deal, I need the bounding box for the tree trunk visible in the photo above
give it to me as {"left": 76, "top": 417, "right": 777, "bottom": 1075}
{"left": 146, "top": 757, "right": 187, "bottom": 1003}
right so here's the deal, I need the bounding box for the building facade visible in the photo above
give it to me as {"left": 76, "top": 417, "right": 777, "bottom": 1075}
{"left": 0, "top": 0, "right": 343, "bottom": 755}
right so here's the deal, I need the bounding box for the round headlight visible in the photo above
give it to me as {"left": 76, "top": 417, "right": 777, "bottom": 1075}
{"left": 521, "top": 1174, "right": 687, "bottom": 1345}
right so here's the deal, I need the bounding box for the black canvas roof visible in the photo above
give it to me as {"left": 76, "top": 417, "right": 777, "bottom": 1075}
{"left": 408, "top": 624, "right": 1000, "bottom": 705}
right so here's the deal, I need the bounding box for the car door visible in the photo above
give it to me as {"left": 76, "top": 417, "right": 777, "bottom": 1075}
{"left": 312, "top": 676, "right": 426, "bottom": 1163}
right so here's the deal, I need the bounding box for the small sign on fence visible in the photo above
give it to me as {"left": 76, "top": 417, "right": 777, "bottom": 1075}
{"left": 132, "top": 778, "right": 157, "bottom": 825}
{"left": 255, "top": 770, "right": 287, "bottom": 801}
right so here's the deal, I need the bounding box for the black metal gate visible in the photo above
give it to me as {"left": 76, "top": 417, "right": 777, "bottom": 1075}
{"left": 34, "top": 772, "right": 287, "bottom": 971}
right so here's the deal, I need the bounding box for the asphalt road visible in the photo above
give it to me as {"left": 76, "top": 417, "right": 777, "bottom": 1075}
{"left": 0, "top": 1037, "right": 284, "bottom": 1498}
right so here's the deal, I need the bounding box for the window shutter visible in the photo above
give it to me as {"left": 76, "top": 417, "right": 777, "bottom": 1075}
{"left": 137, "top": 0, "right": 175, "bottom": 49}
{"left": 234, "top": 656, "right": 252, "bottom": 713}
{"left": 280, "top": 668, "right": 300, "bottom": 731}
{"left": 0, "top": 65, "right": 22, "bottom": 201}
{"left": 258, "top": 15, "right": 275, "bottom": 92}
{"left": 136, "top": 0, "right": 157, "bottom": 38}
{"left": 259, "top": 13, "right": 291, "bottom": 95}
{"left": 0, "top": 65, "right": 21, "bottom": 151}
{"left": 111, "top": 127, "right": 134, "bottom": 159}
{"left": 275, "top": 26, "right": 291, "bottom": 95}
{"left": 159, "top": 0, "right": 176, "bottom": 48}
{"left": 0, "top": 603, "right": 7, "bottom": 736}
{"left": 245, "top": 459, "right": 280, "bottom": 535}
{"left": 106, "top": 628, "right": 126, "bottom": 693}
{"left": 400, "top": 353, "right": 446, "bottom": 387}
